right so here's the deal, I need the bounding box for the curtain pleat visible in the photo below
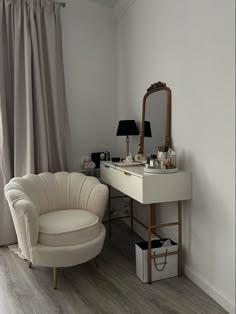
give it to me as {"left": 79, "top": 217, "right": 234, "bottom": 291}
{"left": 0, "top": 0, "right": 71, "bottom": 245}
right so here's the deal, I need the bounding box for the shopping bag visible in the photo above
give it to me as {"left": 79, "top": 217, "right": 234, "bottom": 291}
{"left": 135, "top": 238, "right": 178, "bottom": 283}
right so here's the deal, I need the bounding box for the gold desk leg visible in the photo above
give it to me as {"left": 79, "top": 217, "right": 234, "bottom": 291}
{"left": 178, "top": 200, "right": 182, "bottom": 277}
{"left": 108, "top": 186, "right": 112, "bottom": 238}
{"left": 147, "top": 204, "right": 152, "bottom": 284}
{"left": 130, "top": 198, "right": 133, "bottom": 233}
{"left": 53, "top": 267, "right": 58, "bottom": 289}
{"left": 151, "top": 204, "right": 156, "bottom": 229}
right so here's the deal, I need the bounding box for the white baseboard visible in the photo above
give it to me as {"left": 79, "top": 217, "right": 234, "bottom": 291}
{"left": 133, "top": 220, "right": 146, "bottom": 240}
{"left": 133, "top": 220, "right": 158, "bottom": 240}
{"left": 183, "top": 264, "right": 235, "bottom": 314}
{"left": 123, "top": 219, "right": 158, "bottom": 240}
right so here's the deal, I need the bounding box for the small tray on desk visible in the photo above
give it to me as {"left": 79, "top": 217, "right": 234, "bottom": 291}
{"left": 144, "top": 167, "right": 178, "bottom": 174}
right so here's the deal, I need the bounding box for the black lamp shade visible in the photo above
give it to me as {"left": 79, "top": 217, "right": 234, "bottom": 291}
{"left": 116, "top": 120, "right": 139, "bottom": 136}
{"left": 144, "top": 121, "right": 152, "bottom": 137}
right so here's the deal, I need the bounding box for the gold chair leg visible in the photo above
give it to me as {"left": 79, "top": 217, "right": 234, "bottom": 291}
{"left": 53, "top": 267, "right": 58, "bottom": 289}
{"left": 94, "top": 257, "right": 99, "bottom": 269}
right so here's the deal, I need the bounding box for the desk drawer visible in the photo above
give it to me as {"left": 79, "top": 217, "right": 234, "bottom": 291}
{"left": 100, "top": 163, "right": 143, "bottom": 203}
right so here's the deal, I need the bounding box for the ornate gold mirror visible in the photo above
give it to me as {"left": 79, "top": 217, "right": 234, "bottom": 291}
{"left": 139, "top": 82, "right": 171, "bottom": 155}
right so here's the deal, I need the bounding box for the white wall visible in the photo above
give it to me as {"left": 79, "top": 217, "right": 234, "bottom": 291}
{"left": 115, "top": 0, "right": 235, "bottom": 312}
{"left": 62, "top": 0, "right": 116, "bottom": 170}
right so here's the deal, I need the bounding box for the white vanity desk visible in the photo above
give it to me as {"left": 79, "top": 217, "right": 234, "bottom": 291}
{"left": 100, "top": 161, "right": 192, "bottom": 283}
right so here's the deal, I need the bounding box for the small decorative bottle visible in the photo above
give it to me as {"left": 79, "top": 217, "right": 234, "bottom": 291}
{"left": 171, "top": 149, "right": 176, "bottom": 168}
{"left": 158, "top": 151, "right": 165, "bottom": 169}
{"left": 149, "top": 157, "right": 154, "bottom": 167}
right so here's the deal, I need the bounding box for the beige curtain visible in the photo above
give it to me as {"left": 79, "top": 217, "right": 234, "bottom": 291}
{"left": 0, "top": 0, "right": 71, "bottom": 245}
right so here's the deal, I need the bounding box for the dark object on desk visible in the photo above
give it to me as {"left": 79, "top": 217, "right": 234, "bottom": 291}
{"left": 112, "top": 157, "right": 121, "bottom": 162}
{"left": 91, "top": 152, "right": 110, "bottom": 169}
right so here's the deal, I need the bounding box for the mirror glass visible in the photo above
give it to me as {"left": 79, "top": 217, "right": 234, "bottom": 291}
{"left": 144, "top": 91, "right": 167, "bottom": 154}
{"left": 139, "top": 82, "right": 171, "bottom": 155}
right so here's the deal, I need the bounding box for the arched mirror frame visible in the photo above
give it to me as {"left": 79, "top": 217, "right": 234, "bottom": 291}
{"left": 139, "top": 82, "right": 172, "bottom": 154}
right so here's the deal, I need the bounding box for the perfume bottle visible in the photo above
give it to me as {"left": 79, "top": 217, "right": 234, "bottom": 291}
{"left": 171, "top": 150, "right": 176, "bottom": 168}
{"left": 167, "top": 147, "right": 176, "bottom": 168}
{"left": 149, "top": 158, "right": 154, "bottom": 167}
{"left": 158, "top": 151, "right": 165, "bottom": 169}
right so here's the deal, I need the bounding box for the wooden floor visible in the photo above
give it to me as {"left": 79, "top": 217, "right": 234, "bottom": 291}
{"left": 0, "top": 221, "right": 227, "bottom": 314}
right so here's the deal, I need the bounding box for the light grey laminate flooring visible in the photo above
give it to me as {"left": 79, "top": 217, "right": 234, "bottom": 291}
{"left": 0, "top": 221, "right": 227, "bottom": 314}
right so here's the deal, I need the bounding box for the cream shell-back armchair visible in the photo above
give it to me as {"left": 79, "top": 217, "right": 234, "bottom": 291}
{"left": 5, "top": 172, "right": 108, "bottom": 288}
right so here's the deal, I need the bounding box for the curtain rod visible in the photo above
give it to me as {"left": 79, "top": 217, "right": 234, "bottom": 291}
{"left": 48, "top": 0, "right": 65, "bottom": 7}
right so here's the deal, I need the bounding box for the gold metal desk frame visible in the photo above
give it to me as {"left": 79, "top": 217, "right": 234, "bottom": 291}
{"left": 101, "top": 161, "right": 192, "bottom": 284}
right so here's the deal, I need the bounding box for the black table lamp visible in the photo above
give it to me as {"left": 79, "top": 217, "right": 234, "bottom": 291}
{"left": 116, "top": 120, "right": 139, "bottom": 156}
{"left": 144, "top": 121, "right": 152, "bottom": 137}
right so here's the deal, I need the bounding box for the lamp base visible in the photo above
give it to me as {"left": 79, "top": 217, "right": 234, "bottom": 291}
{"left": 124, "top": 153, "right": 133, "bottom": 163}
{"left": 125, "top": 136, "right": 130, "bottom": 157}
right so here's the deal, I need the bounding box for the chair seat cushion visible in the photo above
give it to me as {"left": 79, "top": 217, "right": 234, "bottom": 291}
{"left": 39, "top": 209, "right": 101, "bottom": 247}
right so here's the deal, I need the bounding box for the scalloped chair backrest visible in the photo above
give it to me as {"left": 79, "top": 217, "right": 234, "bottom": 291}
{"left": 5, "top": 172, "right": 101, "bottom": 215}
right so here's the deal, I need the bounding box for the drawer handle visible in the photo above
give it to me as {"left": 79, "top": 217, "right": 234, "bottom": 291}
{"left": 123, "top": 172, "right": 131, "bottom": 176}
{"left": 105, "top": 165, "right": 110, "bottom": 168}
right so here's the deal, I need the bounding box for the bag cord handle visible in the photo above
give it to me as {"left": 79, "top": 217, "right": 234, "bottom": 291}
{"left": 153, "top": 249, "right": 168, "bottom": 271}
